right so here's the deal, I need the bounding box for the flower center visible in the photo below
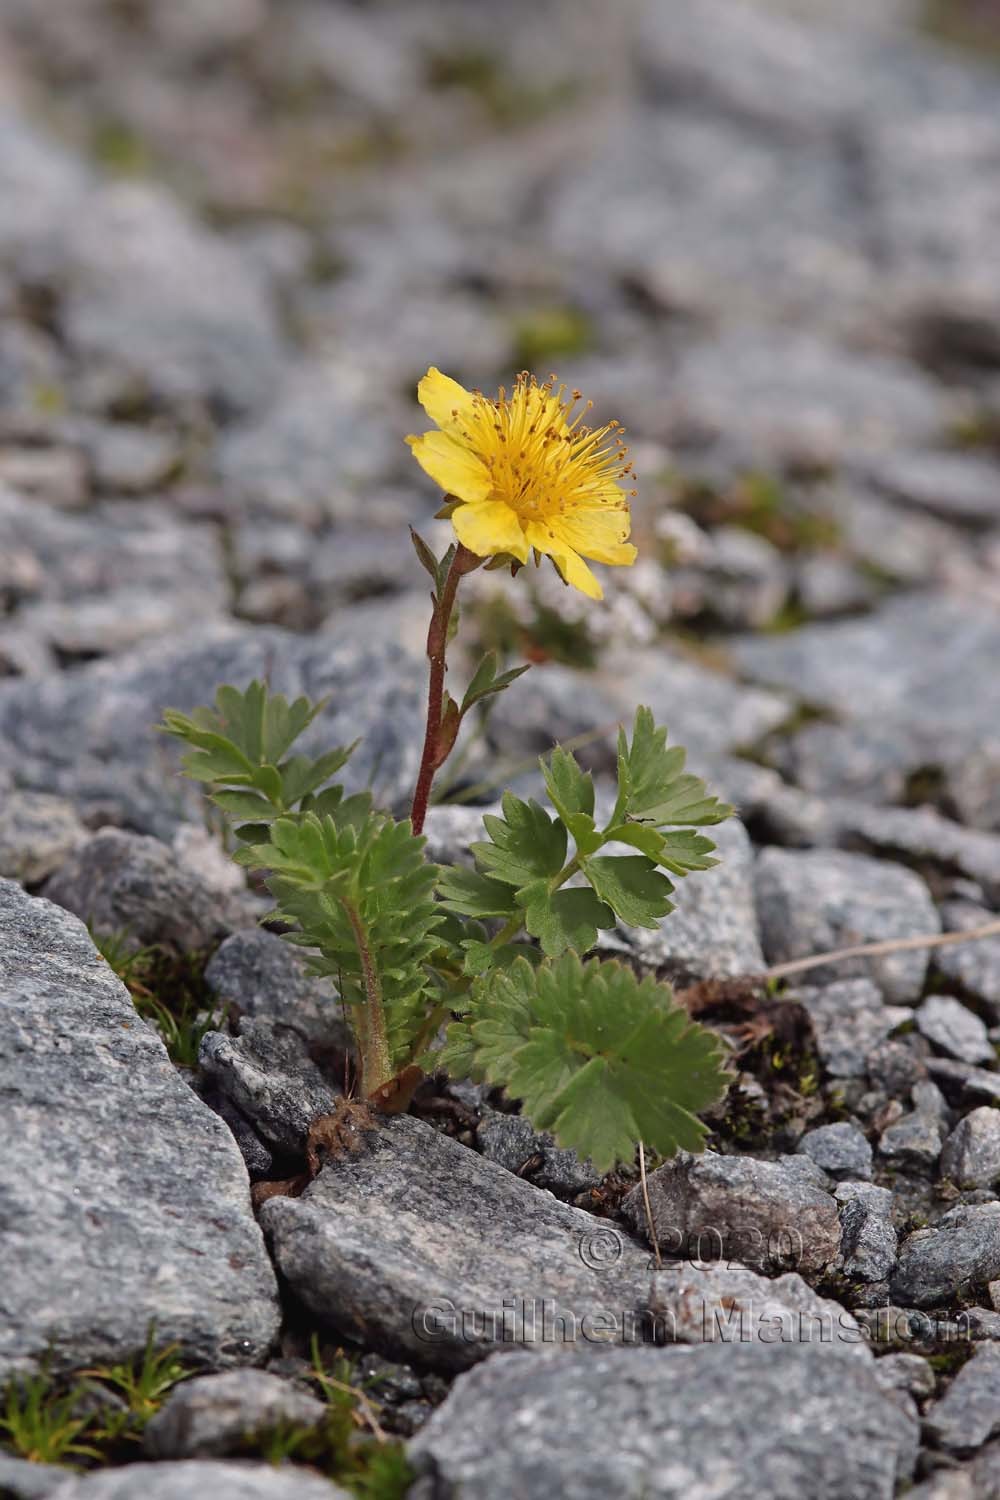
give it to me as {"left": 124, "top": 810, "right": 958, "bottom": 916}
{"left": 453, "top": 372, "right": 636, "bottom": 525}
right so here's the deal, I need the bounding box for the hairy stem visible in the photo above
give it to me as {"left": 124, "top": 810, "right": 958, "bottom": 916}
{"left": 341, "top": 898, "right": 393, "bottom": 1096}
{"left": 411, "top": 544, "right": 477, "bottom": 836}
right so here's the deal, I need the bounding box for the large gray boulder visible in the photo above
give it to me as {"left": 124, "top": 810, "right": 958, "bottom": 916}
{"left": 261, "top": 1114, "right": 864, "bottom": 1373}
{"left": 409, "top": 1342, "right": 919, "bottom": 1500}
{"left": 0, "top": 880, "right": 280, "bottom": 1382}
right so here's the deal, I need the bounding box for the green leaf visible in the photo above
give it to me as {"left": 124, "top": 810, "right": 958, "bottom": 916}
{"left": 517, "top": 881, "right": 614, "bottom": 957}
{"left": 581, "top": 855, "right": 674, "bottom": 929}
{"left": 614, "top": 707, "right": 732, "bottom": 829}
{"left": 438, "top": 866, "right": 519, "bottom": 920}
{"left": 472, "top": 794, "right": 567, "bottom": 887}
{"left": 410, "top": 526, "right": 441, "bottom": 585}
{"left": 161, "top": 681, "right": 356, "bottom": 830}
{"left": 460, "top": 939, "right": 496, "bottom": 977}
{"left": 654, "top": 829, "right": 720, "bottom": 876}
{"left": 541, "top": 744, "right": 595, "bottom": 823}
{"left": 210, "top": 789, "right": 274, "bottom": 820}
{"left": 250, "top": 809, "right": 444, "bottom": 1068}
{"left": 460, "top": 653, "right": 531, "bottom": 715}
{"left": 439, "top": 952, "right": 729, "bottom": 1172}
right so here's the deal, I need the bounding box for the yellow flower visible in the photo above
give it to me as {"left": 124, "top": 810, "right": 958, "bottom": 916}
{"left": 406, "top": 367, "right": 638, "bottom": 599}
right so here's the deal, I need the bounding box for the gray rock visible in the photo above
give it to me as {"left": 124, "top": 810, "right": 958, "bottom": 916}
{"left": 872, "top": 1351, "right": 935, "bottom": 1403}
{"left": 484, "top": 662, "right": 621, "bottom": 764}
{"left": 476, "top": 1109, "right": 601, "bottom": 1199}
{"left": 0, "top": 111, "right": 92, "bottom": 275}
{"left": 865, "top": 450, "right": 1000, "bottom": 527}
{"left": 940, "top": 1107, "right": 1000, "bottom": 1189}
{"left": 927, "top": 1057, "right": 1000, "bottom": 1107}
{"left": 0, "top": 792, "right": 86, "bottom": 885}
{"left": 205, "top": 929, "right": 348, "bottom": 1052}
{"left": 409, "top": 1342, "right": 918, "bottom": 1500}
{"left": 144, "top": 1370, "right": 327, "bottom": 1459}
{"left": 892, "top": 1202, "right": 1000, "bottom": 1308}
{"left": 837, "top": 488, "right": 966, "bottom": 589}
{"left": 943, "top": 744, "right": 1000, "bottom": 835}
{"left": 733, "top": 593, "right": 1000, "bottom": 752}
{"left": 879, "top": 1082, "right": 949, "bottom": 1171}
{"left": 936, "top": 900, "right": 1000, "bottom": 1020}
{"left": 871, "top": 110, "right": 1000, "bottom": 348}
{"left": 196, "top": 1084, "right": 273, "bottom": 1181}
{"left": 925, "top": 1344, "right": 1000, "bottom": 1452}
{"left": 262, "top": 1114, "right": 862, "bottom": 1372}
{"left": 905, "top": 1442, "right": 1000, "bottom": 1500}
{"left": 795, "top": 979, "right": 910, "bottom": 1078}
{"left": 793, "top": 553, "right": 876, "bottom": 620}
{"left": 778, "top": 719, "right": 924, "bottom": 805}
{"left": 840, "top": 805, "right": 1000, "bottom": 909}
{"left": 81, "top": 422, "right": 181, "bottom": 495}
{"left": 0, "top": 1455, "right": 71, "bottom": 1499}
{"left": 599, "top": 817, "right": 764, "bottom": 981}
{"left": 216, "top": 360, "right": 396, "bottom": 523}
{"left": 548, "top": 103, "right": 870, "bottom": 332}
{"left": 0, "top": 489, "right": 228, "bottom": 668}
{"left": 665, "top": 333, "right": 947, "bottom": 467}
{"left": 199, "top": 1020, "right": 338, "bottom": 1154}
{"left": 60, "top": 183, "right": 287, "bottom": 413}
{"left": 754, "top": 846, "right": 939, "bottom": 1003}
{"left": 675, "top": 524, "right": 789, "bottom": 630}
{"left": 623, "top": 1149, "right": 841, "bottom": 1275}
{"left": 835, "top": 1181, "right": 898, "bottom": 1282}
{"left": 46, "top": 1462, "right": 350, "bottom": 1500}
{"left": 0, "top": 880, "right": 279, "bottom": 1382}
{"left": 0, "top": 447, "right": 88, "bottom": 510}
{"left": 963, "top": 1306, "right": 1000, "bottom": 1341}
{"left": 0, "top": 625, "right": 425, "bottom": 838}
{"left": 420, "top": 803, "right": 501, "bottom": 871}
{"left": 598, "top": 646, "right": 791, "bottom": 760}
{"left": 42, "top": 828, "right": 245, "bottom": 954}
{"left": 797, "top": 1122, "right": 873, "bottom": 1180}
{"left": 916, "top": 994, "right": 995, "bottom": 1065}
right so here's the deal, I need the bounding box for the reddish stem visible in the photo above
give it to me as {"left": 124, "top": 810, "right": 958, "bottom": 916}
{"left": 410, "top": 544, "right": 476, "bottom": 836}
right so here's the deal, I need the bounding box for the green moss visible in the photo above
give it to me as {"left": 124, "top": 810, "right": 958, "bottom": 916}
{"left": 91, "top": 120, "right": 152, "bottom": 177}
{"left": 0, "top": 1331, "right": 190, "bottom": 1469}
{"left": 424, "top": 46, "right": 577, "bottom": 126}
{"left": 512, "top": 306, "right": 593, "bottom": 369}
{"left": 0, "top": 1370, "right": 102, "bottom": 1468}
{"left": 468, "top": 590, "right": 598, "bottom": 670}
{"left": 670, "top": 469, "right": 840, "bottom": 555}
{"left": 92, "top": 931, "right": 218, "bottom": 1067}
{"left": 1, "top": 1335, "right": 412, "bottom": 1495}
{"left": 30, "top": 382, "right": 67, "bottom": 418}
{"left": 239, "top": 1338, "right": 412, "bottom": 1498}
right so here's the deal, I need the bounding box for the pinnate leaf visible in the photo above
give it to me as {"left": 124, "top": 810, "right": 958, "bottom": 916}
{"left": 472, "top": 794, "right": 567, "bottom": 887}
{"left": 581, "top": 854, "right": 674, "bottom": 929}
{"left": 517, "top": 881, "right": 614, "bottom": 957}
{"left": 438, "top": 952, "right": 729, "bottom": 1171}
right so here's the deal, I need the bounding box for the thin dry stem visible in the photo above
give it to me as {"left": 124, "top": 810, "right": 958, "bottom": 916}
{"left": 764, "top": 917, "right": 1000, "bottom": 982}
{"left": 638, "top": 1139, "right": 662, "bottom": 1270}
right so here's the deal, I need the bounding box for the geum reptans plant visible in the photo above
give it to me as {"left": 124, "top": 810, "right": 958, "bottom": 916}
{"left": 162, "top": 366, "right": 733, "bottom": 1173}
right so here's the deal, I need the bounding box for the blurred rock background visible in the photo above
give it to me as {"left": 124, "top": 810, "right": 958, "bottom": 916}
{"left": 1, "top": 0, "right": 999, "bottom": 812}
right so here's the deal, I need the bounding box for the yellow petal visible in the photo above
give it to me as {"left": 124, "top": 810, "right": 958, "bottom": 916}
{"left": 555, "top": 507, "right": 637, "bottom": 567}
{"left": 416, "top": 367, "right": 476, "bottom": 429}
{"left": 453, "top": 501, "right": 529, "bottom": 563}
{"left": 524, "top": 521, "right": 603, "bottom": 599}
{"left": 406, "top": 431, "right": 492, "bottom": 503}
